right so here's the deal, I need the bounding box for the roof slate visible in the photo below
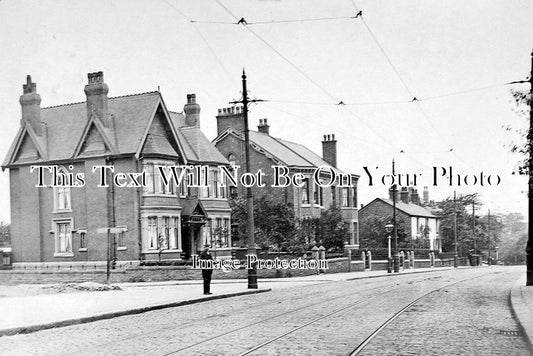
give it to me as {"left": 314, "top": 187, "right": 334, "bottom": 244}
{"left": 247, "top": 131, "right": 344, "bottom": 172}
{"left": 378, "top": 198, "right": 437, "bottom": 218}
{"left": 4, "top": 91, "right": 228, "bottom": 168}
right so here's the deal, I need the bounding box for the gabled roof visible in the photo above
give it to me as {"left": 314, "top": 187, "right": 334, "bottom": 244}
{"left": 2, "top": 122, "right": 48, "bottom": 166}
{"left": 168, "top": 112, "right": 228, "bottom": 165}
{"left": 3, "top": 91, "right": 229, "bottom": 168}
{"left": 361, "top": 197, "right": 438, "bottom": 218}
{"left": 215, "top": 128, "right": 353, "bottom": 174}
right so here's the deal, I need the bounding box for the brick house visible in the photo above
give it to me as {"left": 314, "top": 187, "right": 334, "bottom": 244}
{"left": 213, "top": 107, "right": 360, "bottom": 248}
{"left": 2, "top": 72, "right": 232, "bottom": 264}
{"left": 359, "top": 187, "right": 441, "bottom": 251}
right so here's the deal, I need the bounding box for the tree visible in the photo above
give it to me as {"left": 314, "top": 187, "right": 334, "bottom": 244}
{"left": 359, "top": 215, "right": 408, "bottom": 250}
{"left": 495, "top": 212, "right": 528, "bottom": 264}
{"left": 314, "top": 205, "right": 349, "bottom": 251}
{"left": 507, "top": 89, "right": 531, "bottom": 175}
{"left": 229, "top": 197, "right": 302, "bottom": 253}
{"left": 436, "top": 193, "right": 482, "bottom": 254}
{"left": 0, "top": 222, "right": 10, "bottom": 247}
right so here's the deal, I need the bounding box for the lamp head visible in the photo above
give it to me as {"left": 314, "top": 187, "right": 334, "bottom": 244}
{"left": 385, "top": 224, "right": 394, "bottom": 234}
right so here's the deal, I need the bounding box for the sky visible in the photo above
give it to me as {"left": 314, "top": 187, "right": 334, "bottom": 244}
{"left": 0, "top": 0, "right": 531, "bottom": 223}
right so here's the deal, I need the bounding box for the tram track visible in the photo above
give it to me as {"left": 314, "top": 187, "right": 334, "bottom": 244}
{"left": 234, "top": 271, "right": 494, "bottom": 356}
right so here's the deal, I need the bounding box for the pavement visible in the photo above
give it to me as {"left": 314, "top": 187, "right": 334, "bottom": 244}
{"left": 510, "top": 275, "right": 533, "bottom": 350}
{"left": 1, "top": 264, "right": 532, "bottom": 347}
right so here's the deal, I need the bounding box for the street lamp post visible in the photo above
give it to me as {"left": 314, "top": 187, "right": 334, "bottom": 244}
{"left": 385, "top": 223, "right": 393, "bottom": 274}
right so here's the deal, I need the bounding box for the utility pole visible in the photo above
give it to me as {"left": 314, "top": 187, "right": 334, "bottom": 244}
{"left": 488, "top": 209, "right": 491, "bottom": 266}
{"left": 510, "top": 51, "right": 532, "bottom": 285}
{"left": 230, "top": 70, "right": 263, "bottom": 289}
{"left": 472, "top": 200, "right": 477, "bottom": 266}
{"left": 454, "top": 190, "right": 458, "bottom": 268}
{"left": 392, "top": 159, "right": 399, "bottom": 273}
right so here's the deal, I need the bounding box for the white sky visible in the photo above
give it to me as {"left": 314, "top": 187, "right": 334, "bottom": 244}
{"left": 0, "top": 0, "right": 531, "bottom": 223}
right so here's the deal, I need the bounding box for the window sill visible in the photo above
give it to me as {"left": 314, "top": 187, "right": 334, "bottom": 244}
{"left": 143, "top": 249, "right": 183, "bottom": 254}
{"left": 54, "top": 252, "right": 74, "bottom": 258}
{"left": 78, "top": 248, "right": 88, "bottom": 252}
{"left": 143, "top": 193, "right": 177, "bottom": 198}
{"left": 117, "top": 247, "right": 127, "bottom": 251}
{"left": 53, "top": 209, "right": 73, "bottom": 214}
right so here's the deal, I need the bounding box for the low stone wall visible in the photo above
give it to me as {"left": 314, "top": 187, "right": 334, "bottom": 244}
{"left": 0, "top": 256, "right": 470, "bottom": 285}
{"left": 0, "top": 258, "right": 349, "bottom": 285}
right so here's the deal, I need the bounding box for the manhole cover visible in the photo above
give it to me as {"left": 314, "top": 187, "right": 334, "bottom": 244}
{"left": 500, "top": 330, "right": 522, "bottom": 336}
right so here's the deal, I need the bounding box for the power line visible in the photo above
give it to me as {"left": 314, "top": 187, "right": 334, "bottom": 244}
{"left": 264, "top": 82, "right": 510, "bottom": 106}
{"left": 191, "top": 15, "right": 359, "bottom": 25}
{"left": 349, "top": 0, "right": 478, "bottom": 170}
{"left": 214, "top": 0, "right": 339, "bottom": 103}
{"left": 162, "top": 0, "right": 236, "bottom": 88}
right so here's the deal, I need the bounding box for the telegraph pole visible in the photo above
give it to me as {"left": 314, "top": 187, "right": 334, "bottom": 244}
{"left": 472, "top": 200, "right": 477, "bottom": 266}
{"left": 488, "top": 209, "right": 491, "bottom": 266}
{"left": 454, "top": 190, "right": 458, "bottom": 268}
{"left": 230, "top": 70, "right": 264, "bottom": 289}
{"left": 510, "top": 51, "right": 532, "bottom": 285}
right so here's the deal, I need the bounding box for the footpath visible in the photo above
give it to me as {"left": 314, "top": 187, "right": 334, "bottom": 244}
{"left": 0, "top": 265, "right": 531, "bottom": 347}
{"left": 510, "top": 276, "right": 533, "bottom": 350}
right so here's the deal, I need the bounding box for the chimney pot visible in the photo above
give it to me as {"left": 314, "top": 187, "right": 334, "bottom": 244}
{"left": 322, "top": 133, "right": 337, "bottom": 167}
{"left": 84, "top": 71, "right": 109, "bottom": 125}
{"left": 184, "top": 93, "right": 201, "bottom": 127}
{"left": 258, "top": 118, "right": 270, "bottom": 135}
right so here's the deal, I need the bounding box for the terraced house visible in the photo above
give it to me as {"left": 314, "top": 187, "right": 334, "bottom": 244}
{"left": 2, "top": 72, "right": 232, "bottom": 264}
{"left": 213, "top": 108, "right": 360, "bottom": 249}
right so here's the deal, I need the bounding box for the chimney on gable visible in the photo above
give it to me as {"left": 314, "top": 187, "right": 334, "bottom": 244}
{"left": 423, "top": 186, "right": 429, "bottom": 204}
{"left": 20, "top": 75, "right": 45, "bottom": 136}
{"left": 216, "top": 105, "right": 244, "bottom": 136}
{"left": 258, "top": 118, "right": 270, "bottom": 135}
{"left": 84, "top": 71, "right": 109, "bottom": 125}
{"left": 322, "top": 134, "right": 337, "bottom": 168}
{"left": 184, "top": 94, "right": 201, "bottom": 127}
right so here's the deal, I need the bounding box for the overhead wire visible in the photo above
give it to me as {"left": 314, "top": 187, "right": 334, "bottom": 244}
{"left": 162, "top": 0, "right": 237, "bottom": 89}
{"left": 349, "top": 0, "right": 478, "bottom": 170}
{"left": 191, "top": 15, "right": 358, "bottom": 25}
{"left": 212, "top": 0, "right": 461, "bottom": 171}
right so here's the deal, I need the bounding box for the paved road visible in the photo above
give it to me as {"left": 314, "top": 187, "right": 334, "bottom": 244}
{"left": 0, "top": 266, "right": 530, "bottom": 355}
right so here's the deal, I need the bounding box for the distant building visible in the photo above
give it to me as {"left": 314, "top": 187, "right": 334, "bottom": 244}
{"left": 213, "top": 108, "right": 360, "bottom": 248}
{"left": 2, "top": 72, "right": 232, "bottom": 263}
{"left": 359, "top": 187, "right": 442, "bottom": 251}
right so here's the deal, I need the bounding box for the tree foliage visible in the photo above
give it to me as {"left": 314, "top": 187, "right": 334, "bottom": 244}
{"left": 507, "top": 89, "right": 531, "bottom": 175}
{"left": 0, "top": 223, "right": 9, "bottom": 247}
{"left": 359, "top": 215, "right": 408, "bottom": 250}
{"left": 230, "top": 198, "right": 349, "bottom": 253}
{"left": 230, "top": 197, "right": 303, "bottom": 253}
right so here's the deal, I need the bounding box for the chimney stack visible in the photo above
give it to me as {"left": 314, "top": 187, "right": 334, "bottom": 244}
{"left": 400, "top": 187, "right": 410, "bottom": 204}
{"left": 84, "top": 71, "right": 109, "bottom": 125}
{"left": 389, "top": 186, "right": 399, "bottom": 201}
{"left": 184, "top": 94, "right": 201, "bottom": 127}
{"left": 258, "top": 118, "right": 270, "bottom": 135}
{"left": 410, "top": 188, "right": 420, "bottom": 205}
{"left": 423, "top": 186, "right": 429, "bottom": 204}
{"left": 20, "top": 75, "right": 44, "bottom": 136}
{"left": 216, "top": 105, "right": 245, "bottom": 136}
{"left": 322, "top": 134, "right": 337, "bottom": 168}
